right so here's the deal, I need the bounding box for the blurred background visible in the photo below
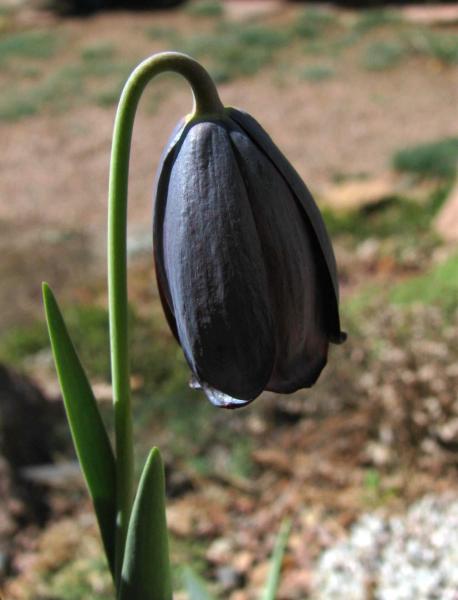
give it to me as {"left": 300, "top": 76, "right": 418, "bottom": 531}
{"left": 1, "top": 0, "right": 457, "bottom": 598}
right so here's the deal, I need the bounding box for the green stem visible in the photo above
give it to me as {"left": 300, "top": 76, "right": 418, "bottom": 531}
{"left": 108, "top": 51, "right": 223, "bottom": 586}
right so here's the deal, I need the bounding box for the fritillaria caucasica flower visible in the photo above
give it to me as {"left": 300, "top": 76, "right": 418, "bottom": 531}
{"left": 154, "top": 104, "right": 346, "bottom": 409}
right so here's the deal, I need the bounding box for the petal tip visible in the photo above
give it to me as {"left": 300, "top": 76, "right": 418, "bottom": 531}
{"left": 331, "top": 331, "right": 347, "bottom": 344}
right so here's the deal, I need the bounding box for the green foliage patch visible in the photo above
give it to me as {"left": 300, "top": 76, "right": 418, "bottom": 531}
{"left": 0, "top": 65, "right": 85, "bottom": 120}
{"left": 343, "top": 248, "right": 458, "bottom": 325}
{"left": 393, "top": 138, "right": 458, "bottom": 179}
{"left": 0, "top": 56, "right": 135, "bottom": 120}
{"left": 422, "top": 32, "right": 458, "bottom": 65}
{"left": 362, "top": 40, "right": 407, "bottom": 71}
{"left": 299, "top": 64, "right": 335, "bottom": 82}
{"left": 390, "top": 252, "right": 458, "bottom": 315}
{"left": 145, "top": 25, "right": 180, "bottom": 42}
{"left": 0, "top": 30, "right": 59, "bottom": 63}
{"left": 293, "top": 8, "right": 338, "bottom": 40}
{"left": 323, "top": 185, "right": 448, "bottom": 241}
{"left": 0, "top": 318, "right": 49, "bottom": 364}
{"left": 406, "top": 29, "right": 458, "bottom": 66}
{"left": 185, "top": 0, "right": 223, "bottom": 18}
{"left": 81, "top": 42, "right": 116, "bottom": 62}
{"left": 41, "top": 553, "right": 113, "bottom": 600}
{"left": 353, "top": 9, "right": 402, "bottom": 34}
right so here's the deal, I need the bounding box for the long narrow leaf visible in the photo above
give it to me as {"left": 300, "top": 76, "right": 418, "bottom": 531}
{"left": 182, "top": 566, "right": 218, "bottom": 600}
{"left": 42, "top": 283, "right": 116, "bottom": 576}
{"left": 260, "top": 519, "right": 291, "bottom": 600}
{"left": 118, "top": 447, "right": 172, "bottom": 600}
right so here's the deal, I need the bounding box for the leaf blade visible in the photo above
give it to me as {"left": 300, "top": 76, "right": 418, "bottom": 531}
{"left": 260, "top": 519, "right": 291, "bottom": 600}
{"left": 119, "top": 447, "right": 172, "bottom": 600}
{"left": 42, "top": 282, "right": 116, "bottom": 575}
{"left": 182, "top": 566, "right": 218, "bottom": 600}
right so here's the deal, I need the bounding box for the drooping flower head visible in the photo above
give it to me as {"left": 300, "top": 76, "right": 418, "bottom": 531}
{"left": 153, "top": 107, "right": 346, "bottom": 408}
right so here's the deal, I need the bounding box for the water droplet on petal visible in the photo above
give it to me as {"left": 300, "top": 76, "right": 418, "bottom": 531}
{"left": 189, "top": 375, "right": 202, "bottom": 390}
{"left": 201, "top": 383, "right": 250, "bottom": 409}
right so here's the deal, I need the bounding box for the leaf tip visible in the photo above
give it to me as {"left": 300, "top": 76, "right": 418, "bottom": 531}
{"left": 150, "top": 446, "right": 161, "bottom": 459}
{"left": 145, "top": 446, "right": 164, "bottom": 475}
{"left": 42, "top": 281, "right": 55, "bottom": 304}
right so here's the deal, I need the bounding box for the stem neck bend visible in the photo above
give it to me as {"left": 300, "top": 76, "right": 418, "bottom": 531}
{"left": 120, "top": 51, "right": 224, "bottom": 121}
{"left": 108, "top": 52, "right": 222, "bottom": 585}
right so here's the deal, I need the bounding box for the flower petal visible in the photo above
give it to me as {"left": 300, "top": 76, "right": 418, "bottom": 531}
{"left": 228, "top": 122, "right": 329, "bottom": 392}
{"left": 228, "top": 107, "right": 346, "bottom": 344}
{"left": 156, "top": 119, "right": 276, "bottom": 401}
{"left": 153, "top": 118, "right": 188, "bottom": 343}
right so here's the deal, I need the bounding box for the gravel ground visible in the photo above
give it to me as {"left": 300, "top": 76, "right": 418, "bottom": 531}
{"left": 313, "top": 494, "right": 458, "bottom": 600}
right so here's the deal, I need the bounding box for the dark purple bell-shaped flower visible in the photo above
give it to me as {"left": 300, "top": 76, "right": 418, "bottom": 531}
{"left": 153, "top": 107, "right": 346, "bottom": 408}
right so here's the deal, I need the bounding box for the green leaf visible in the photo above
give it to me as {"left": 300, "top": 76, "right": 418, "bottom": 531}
{"left": 42, "top": 283, "right": 116, "bottom": 576}
{"left": 260, "top": 519, "right": 291, "bottom": 600}
{"left": 118, "top": 448, "right": 172, "bottom": 600}
{"left": 182, "top": 566, "right": 218, "bottom": 600}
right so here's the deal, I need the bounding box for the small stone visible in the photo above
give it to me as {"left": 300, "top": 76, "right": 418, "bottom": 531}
{"left": 313, "top": 494, "right": 458, "bottom": 599}
{"left": 206, "top": 538, "right": 233, "bottom": 564}
{"left": 215, "top": 565, "right": 242, "bottom": 590}
{"left": 320, "top": 174, "right": 397, "bottom": 213}
{"left": 402, "top": 5, "right": 458, "bottom": 26}
{"left": 233, "top": 551, "right": 254, "bottom": 573}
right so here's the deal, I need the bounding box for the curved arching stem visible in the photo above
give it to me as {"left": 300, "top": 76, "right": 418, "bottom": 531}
{"left": 108, "top": 51, "right": 224, "bottom": 583}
